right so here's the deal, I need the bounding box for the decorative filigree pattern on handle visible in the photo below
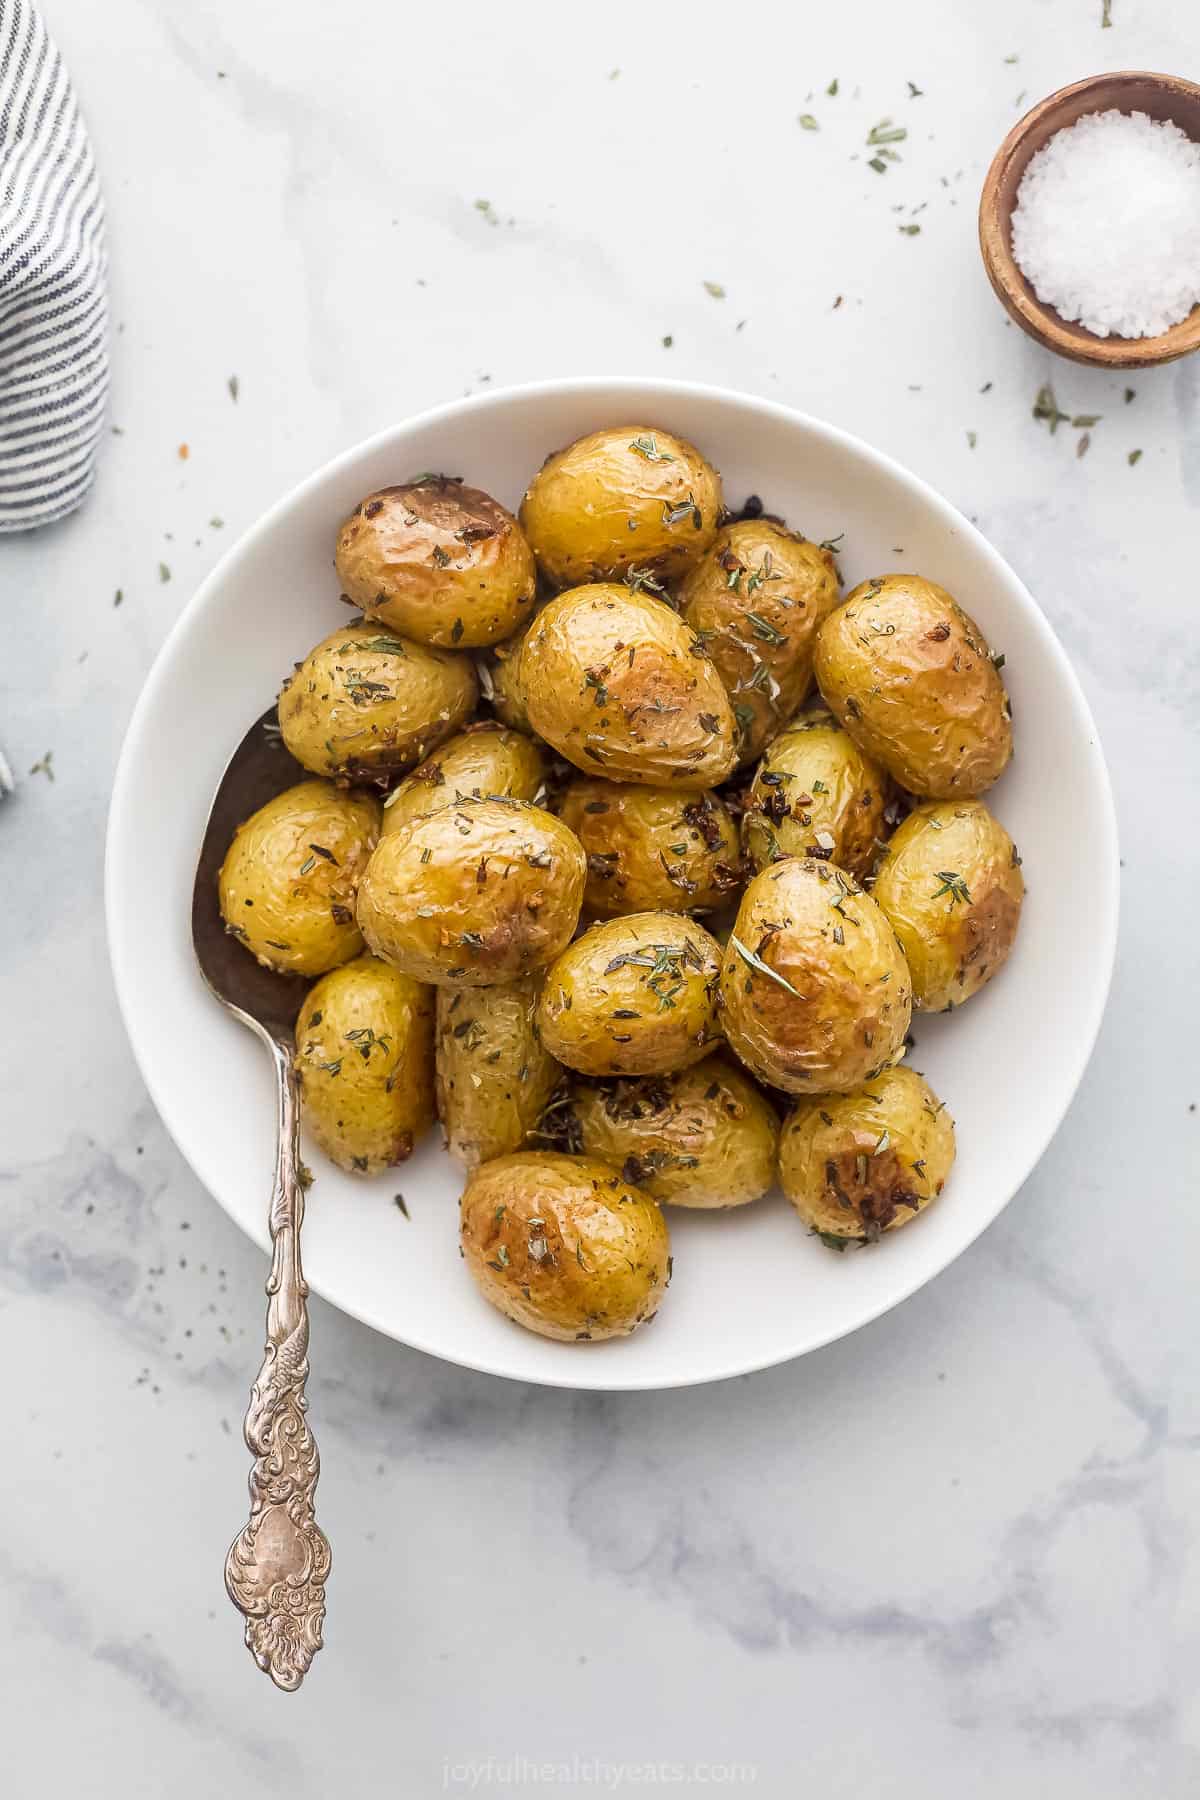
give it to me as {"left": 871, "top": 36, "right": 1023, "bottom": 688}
{"left": 225, "top": 1041, "right": 330, "bottom": 1690}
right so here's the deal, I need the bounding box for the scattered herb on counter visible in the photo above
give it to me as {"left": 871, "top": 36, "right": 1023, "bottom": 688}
{"left": 867, "top": 118, "right": 906, "bottom": 147}
{"left": 966, "top": 430, "right": 977, "bottom": 449}
{"left": 1124, "top": 387, "right": 1136, "bottom": 403}
{"left": 703, "top": 280, "right": 726, "bottom": 299}
{"left": 29, "top": 750, "right": 54, "bottom": 781}
{"left": 113, "top": 588, "right": 123, "bottom": 607}
{"left": 474, "top": 198, "right": 498, "bottom": 224}
{"left": 1101, "top": 0, "right": 1113, "bottom": 26}
{"left": 393, "top": 1193, "right": 410, "bottom": 1220}
{"left": 227, "top": 374, "right": 239, "bottom": 402}
{"left": 1076, "top": 433, "right": 1091, "bottom": 459}
{"left": 662, "top": 334, "right": 673, "bottom": 348}
{"left": 907, "top": 80, "right": 924, "bottom": 97}
{"left": 1032, "top": 382, "right": 1070, "bottom": 433}
{"left": 158, "top": 561, "right": 171, "bottom": 583}
{"left": 1072, "top": 413, "right": 1101, "bottom": 427}
{"left": 898, "top": 223, "right": 921, "bottom": 235}
{"left": 1128, "top": 448, "right": 1143, "bottom": 465}
{"left": 868, "top": 156, "right": 888, "bottom": 174}
{"left": 798, "top": 113, "right": 819, "bottom": 130}
{"left": 826, "top": 77, "right": 838, "bottom": 96}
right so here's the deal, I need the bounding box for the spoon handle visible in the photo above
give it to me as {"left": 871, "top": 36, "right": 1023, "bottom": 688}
{"left": 225, "top": 1039, "right": 331, "bottom": 1689}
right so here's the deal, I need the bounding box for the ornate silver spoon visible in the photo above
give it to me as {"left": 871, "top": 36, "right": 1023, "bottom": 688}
{"left": 191, "top": 707, "right": 330, "bottom": 1690}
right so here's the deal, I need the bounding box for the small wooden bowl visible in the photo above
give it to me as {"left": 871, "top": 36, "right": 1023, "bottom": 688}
{"left": 979, "top": 70, "right": 1200, "bottom": 368}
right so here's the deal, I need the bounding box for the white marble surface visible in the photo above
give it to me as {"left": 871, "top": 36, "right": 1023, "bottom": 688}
{"left": 4, "top": 0, "right": 1199, "bottom": 1792}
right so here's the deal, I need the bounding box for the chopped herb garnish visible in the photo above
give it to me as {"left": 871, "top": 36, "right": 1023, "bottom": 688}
{"left": 703, "top": 280, "right": 726, "bottom": 299}
{"left": 729, "top": 934, "right": 800, "bottom": 997}
{"left": 798, "top": 113, "right": 819, "bottom": 130}
{"left": 629, "top": 434, "right": 673, "bottom": 463}
{"left": 746, "top": 611, "right": 786, "bottom": 645}
{"left": 932, "top": 869, "right": 972, "bottom": 905}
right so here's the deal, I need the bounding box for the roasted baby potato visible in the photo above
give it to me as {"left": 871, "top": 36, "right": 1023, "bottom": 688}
{"left": 218, "top": 779, "right": 380, "bottom": 976}
{"left": 870, "top": 800, "right": 1024, "bottom": 1011}
{"left": 334, "top": 476, "right": 537, "bottom": 649}
{"left": 521, "top": 583, "right": 737, "bottom": 787}
{"left": 459, "top": 1150, "right": 670, "bottom": 1341}
{"left": 558, "top": 779, "right": 741, "bottom": 918}
{"left": 718, "top": 857, "right": 911, "bottom": 1094}
{"left": 741, "top": 709, "right": 889, "bottom": 881}
{"left": 357, "top": 796, "right": 585, "bottom": 987}
{"left": 814, "top": 574, "right": 1012, "bottom": 798}
{"left": 294, "top": 954, "right": 435, "bottom": 1173}
{"left": 571, "top": 1053, "right": 779, "bottom": 1208}
{"left": 381, "top": 722, "right": 547, "bottom": 837}
{"left": 677, "top": 520, "right": 840, "bottom": 764}
{"left": 479, "top": 613, "right": 538, "bottom": 733}
{"left": 277, "top": 624, "right": 478, "bottom": 786}
{"left": 520, "top": 425, "right": 722, "bottom": 587}
{"left": 538, "top": 912, "right": 722, "bottom": 1077}
{"left": 778, "top": 1065, "right": 955, "bottom": 1246}
{"left": 436, "top": 977, "right": 562, "bottom": 1168}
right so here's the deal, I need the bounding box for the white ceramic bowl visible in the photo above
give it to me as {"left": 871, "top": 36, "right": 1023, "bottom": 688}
{"left": 106, "top": 378, "right": 1118, "bottom": 1391}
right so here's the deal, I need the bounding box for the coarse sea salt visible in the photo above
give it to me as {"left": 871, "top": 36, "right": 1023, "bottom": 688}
{"left": 1011, "top": 108, "right": 1200, "bottom": 339}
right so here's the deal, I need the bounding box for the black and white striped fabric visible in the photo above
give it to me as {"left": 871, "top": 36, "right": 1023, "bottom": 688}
{"left": 0, "top": 0, "right": 107, "bottom": 533}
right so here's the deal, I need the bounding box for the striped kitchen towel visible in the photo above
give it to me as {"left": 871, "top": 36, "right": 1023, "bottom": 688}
{"left": 0, "top": 0, "right": 107, "bottom": 532}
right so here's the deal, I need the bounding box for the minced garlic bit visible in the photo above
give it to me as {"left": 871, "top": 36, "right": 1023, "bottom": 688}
{"left": 1012, "top": 108, "right": 1200, "bottom": 339}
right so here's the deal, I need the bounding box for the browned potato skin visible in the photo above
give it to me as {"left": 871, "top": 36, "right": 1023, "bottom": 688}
{"left": 572, "top": 1053, "right": 779, "bottom": 1209}
{"left": 814, "top": 575, "right": 1013, "bottom": 798}
{"left": 520, "top": 425, "right": 722, "bottom": 587}
{"left": 459, "top": 1151, "right": 670, "bottom": 1341}
{"left": 335, "top": 477, "right": 537, "bottom": 648}
{"left": 294, "top": 955, "right": 434, "bottom": 1173}
{"left": 436, "top": 977, "right": 562, "bottom": 1169}
{"left": 522, "top": 584, "right": 737, "bottom": 788}
{"left": 381, "top": 722, "right": 547, "bottom": 837}
{"left": 742, "top": 710, "right": 889, "bottom": 881}
{"left": 718, "top": 857, "right": 912, "bottom": 1095}
{"left": 558, "top": 779, "right": 741, "bottom": 918}
{"left": 218, "top": 779, "right": 380, "bottom": 976}
{"left": 357, "top": 797, "right": 585, "bottom": 987}
{"left": 538, "top": 912, "right": 723, "bottom": 1077}
{"left": 779, "top": 1066, "right": 956, "bottom": 1246}
{"left": 870, "top": 800, "right": 1024, "bottom": 1011}
{"left": 278, "top": 624, "right": 478, "bottom": 786}
{"left": 677, "top": 520, "right": 840, "bottom": 765}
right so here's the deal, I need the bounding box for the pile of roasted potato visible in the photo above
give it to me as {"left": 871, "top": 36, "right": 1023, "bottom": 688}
{"left": 218, "top": 426, "right": 1023, "bottom": 1345}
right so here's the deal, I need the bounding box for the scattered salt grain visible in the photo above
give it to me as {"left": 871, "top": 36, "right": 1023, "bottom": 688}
{"left": 1011, "top": 109, "right": 1200, "bottom": 339}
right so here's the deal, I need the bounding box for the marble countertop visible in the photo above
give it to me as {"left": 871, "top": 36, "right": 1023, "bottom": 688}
{"left": 5, "top": 1, "right": 1199, "bottom": 1793}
